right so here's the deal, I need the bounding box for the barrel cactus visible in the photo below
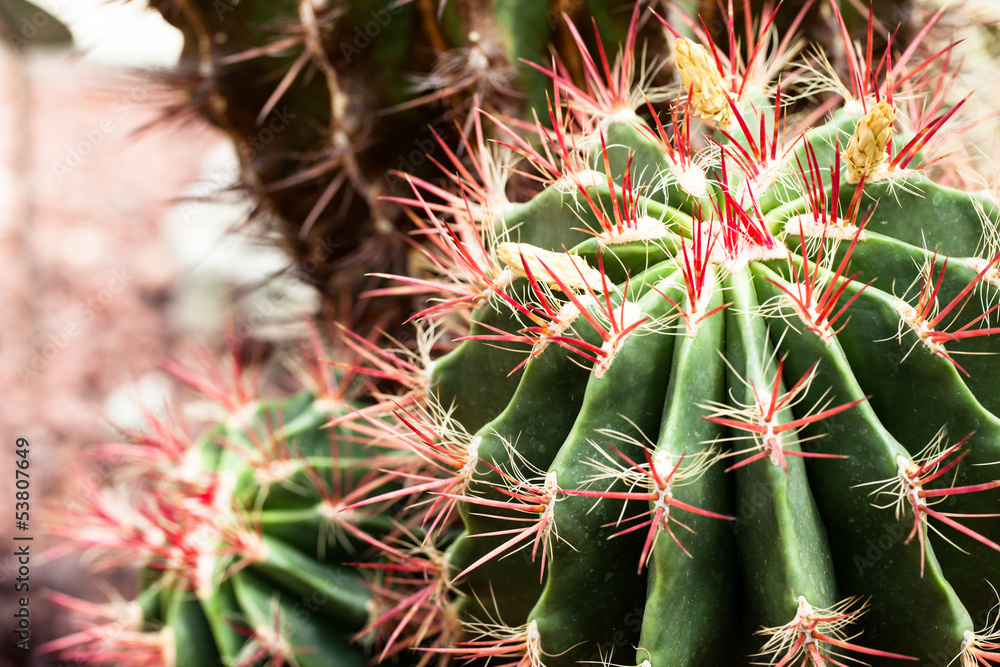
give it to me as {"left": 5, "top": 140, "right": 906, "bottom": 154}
{"left": 40, "top": 328, "right": 427, "bottom": 667}
{"left": 358, "top": 5, "right": 1000, "bottom": 667}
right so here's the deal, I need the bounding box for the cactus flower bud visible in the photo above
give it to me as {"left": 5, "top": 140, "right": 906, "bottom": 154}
{"left": 674, "top": 38, "right": 734, "bottom": 126}
{"left": 842, "top": 101, "right": 895, "bottom": 183}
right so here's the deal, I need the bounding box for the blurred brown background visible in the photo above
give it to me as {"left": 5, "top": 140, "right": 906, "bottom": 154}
{"left": 0, "top": 49, "right": 211, "bottom": 667}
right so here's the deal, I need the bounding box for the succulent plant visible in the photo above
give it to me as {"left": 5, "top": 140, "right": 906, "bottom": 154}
{"left": 40, "top": 328, "right": 429, "bottom": 667}
{"left": 354, "top": 4, "right": 1000, "bottom": 667}
{"left": 46, "top": 3, "right": 1000, "bottom": 667}
{"left": 145, "top": 0, "right": 657, "bottom": 331}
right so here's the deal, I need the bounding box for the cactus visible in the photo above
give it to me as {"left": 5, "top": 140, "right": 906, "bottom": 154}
{"left": 145, "top": 0, "right": 654, "bottom": 329}
{"left": 40, "top": 328, "right": 431, "bottom": 667}
{"left": 357, "top": 4, "right": 1000, "bottom": 667}
{"left": 145, "top": 0, "right": 916, "bottom": 330}
{"left": 46, "top": 3, "right": 1000, "bottom": 667}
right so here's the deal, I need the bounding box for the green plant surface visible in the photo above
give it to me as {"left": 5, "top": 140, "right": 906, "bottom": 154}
{"left": 362, "top": 4, "right": 1000, "bottom": 667}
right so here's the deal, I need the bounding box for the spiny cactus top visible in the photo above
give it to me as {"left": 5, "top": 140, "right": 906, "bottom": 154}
{"left": 362, "top": 5, "right": 1000, "bottom": 667}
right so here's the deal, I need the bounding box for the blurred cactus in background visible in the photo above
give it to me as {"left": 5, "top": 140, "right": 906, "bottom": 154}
{"left": 41, "top": 324, "right": 430, "bottom": 667}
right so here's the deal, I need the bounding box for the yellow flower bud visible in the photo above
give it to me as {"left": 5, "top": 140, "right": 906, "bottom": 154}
{"left": 842, "top": 101, "right": 895, "bottom": 184}
{"left": 496, "top": 243, "right": 602, "bottom": 292}
{"left": 674, "top": 38, "right": 733, "bottom": 126}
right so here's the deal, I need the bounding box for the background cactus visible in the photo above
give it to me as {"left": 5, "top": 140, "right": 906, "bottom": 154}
{"left": 40, "top": 328, "right": 428, "bottom": 667}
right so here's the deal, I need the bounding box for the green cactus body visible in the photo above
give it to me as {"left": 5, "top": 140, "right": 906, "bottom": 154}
{"left": 380, "top": 7, "right": 1000, "bottom": 667}
{"left": 40, "top": 341, "right": 424, "bottom": 667}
